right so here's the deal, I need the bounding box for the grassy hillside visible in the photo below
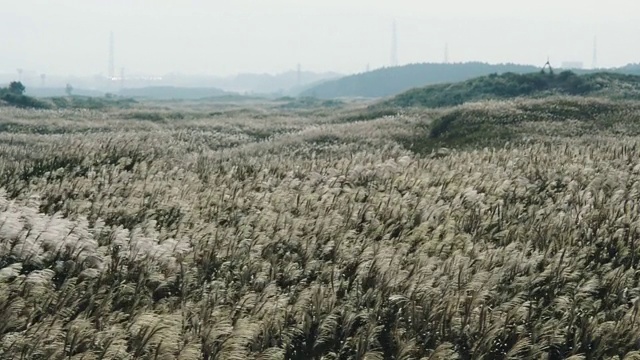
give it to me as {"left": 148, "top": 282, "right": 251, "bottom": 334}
{"left": 301, "top": 62, "right": 540, "bottom": 99}
{"left": 394, "top": 96, "right": 640, "bottom": 154}
{"left": 384, "top": 71, "right": 640, "bottom": 108}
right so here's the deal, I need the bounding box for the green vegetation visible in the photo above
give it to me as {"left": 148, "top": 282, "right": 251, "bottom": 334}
{"left": 384, "top": 71, "right": 640, "bottom": 108}
{"left": 1, "top": 82, "right": 136, "bottom": 110}
{"left": 8, "top": 81, "right": 25, "bottom": 95}
{"left": 0, "top": 81, "right": 51, "bottom": 109}
{"left": 49, "top": 95, "right": 137, "bottom": 110}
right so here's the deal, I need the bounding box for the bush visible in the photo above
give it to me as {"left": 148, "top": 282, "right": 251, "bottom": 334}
{"left": 47, "top": 96, "right": 136, "bottom": 110}
{"left": 1, "top": 93, "right": 50, "bottom": 109}
{"left": 8, "top": 81, "right": 26, "bottom": 95}
{"left": 0, "top": 82, "right": 49, "bottom": 109}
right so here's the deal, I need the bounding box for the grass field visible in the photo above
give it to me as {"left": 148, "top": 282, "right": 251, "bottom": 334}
{"left": 1, "top": 97, "right": 640, "bottom": 359}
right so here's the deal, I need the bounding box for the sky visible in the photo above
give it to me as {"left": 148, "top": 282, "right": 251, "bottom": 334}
{"left": 1, "top": 0, "right": 639, "bottom": 77}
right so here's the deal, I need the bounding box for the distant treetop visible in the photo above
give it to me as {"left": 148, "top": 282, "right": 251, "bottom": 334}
{"left": 8, "top": 81, "right": 26, "bottom": 95}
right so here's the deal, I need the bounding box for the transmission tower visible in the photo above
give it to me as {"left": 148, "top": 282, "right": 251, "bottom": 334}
{"left": 297, "top": 63, "right": 301, "bottom": 88}
{"left": 542, "top": 57, "right": 554, "bottom": 75}
{"left": 391, "top": 20, "right": 398, "bottom": 67}
{"left": 444, "top": 43, "right": 449, "bottom": 64}
{"left": 109, "top": 32, "right": 115, "bottom": 79}
{"left": 592, "top": 36, "right": 598, "bottom": 70}
{"left": 17, "top": 69, "right": 23, "bottom": 82}
{"left": 40, "top": 74, "right": 46, "bottom": 87}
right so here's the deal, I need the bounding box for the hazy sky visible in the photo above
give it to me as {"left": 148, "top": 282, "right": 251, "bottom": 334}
{"left": 2, "top": 0, "right": 639, "bottom": 77}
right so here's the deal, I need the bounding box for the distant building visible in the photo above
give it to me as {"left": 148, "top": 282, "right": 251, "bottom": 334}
{"left": 561, "top": 61, "right": 584, "bottom": 70}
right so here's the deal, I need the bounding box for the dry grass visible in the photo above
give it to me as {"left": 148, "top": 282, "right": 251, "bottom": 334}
{"left": 0, "top": 99, "right": 639, "bottom": 359}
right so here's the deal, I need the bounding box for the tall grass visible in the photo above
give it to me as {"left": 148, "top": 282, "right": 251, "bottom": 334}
{"left": 0, "top": 99, "right": 639, "bottom": 359}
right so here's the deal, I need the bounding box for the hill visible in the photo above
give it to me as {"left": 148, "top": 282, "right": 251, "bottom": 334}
{"left": 382, "top": 71, "right": 640, "bottom": 108}
{"left": 393, "top": 96, "right": 640, "bottom": 155}
{"left": 218, "top": 71, "right": 342, "bottom": 95}
{"left": 154, "top": 71, "right": 342, "bottom": 96}
{"left": 300, "top": 62, "right": 540, "bottom": 99}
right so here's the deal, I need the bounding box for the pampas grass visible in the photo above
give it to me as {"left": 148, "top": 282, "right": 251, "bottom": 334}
{"left": 1, "top": 98, "right": 640, "bottom": 358}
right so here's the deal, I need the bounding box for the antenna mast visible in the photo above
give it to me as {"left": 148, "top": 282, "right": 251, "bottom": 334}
{"left": 444, "top": 42, "right": 449, "bottom": 64}
{"left": 542, "top": 57, "right": 554, "bottom": 74}
{"left": 109, "top": 32, "right": 115, "bottom": 79}
{"left": 391, "top": 20, "right": 398, "bottom": 67}
{"left": 592, "top": 36, "right": 598, "bottom": 69}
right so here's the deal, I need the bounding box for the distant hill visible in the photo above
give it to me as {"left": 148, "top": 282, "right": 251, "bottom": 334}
{"left": 300, "top": 62, "right": 540, "bottom": 99}
{"left": 157, "top": 71, "right": 342, "bottom": 96}
{"left": 382, "top": 71, "right": 640, "bottom": 108}
{"left": 610, "top": 63, "right": 640, "bottom": 76}
{"left": 219, "top": 71, "right": 342, "bottom": 95}
{"left": 1, "top": 70, "right": 342, "bottom": 97}
{"left": 118, "top": 86, "right": 231, "bottom": 100}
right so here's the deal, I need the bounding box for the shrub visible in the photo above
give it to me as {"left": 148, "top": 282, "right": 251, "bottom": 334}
{"left": 1, "top": 93, "right": 50, "bottom": 109}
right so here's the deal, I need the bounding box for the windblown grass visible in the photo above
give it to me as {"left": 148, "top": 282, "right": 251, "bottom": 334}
{"left": 0, "top": 99, "right": 639, "bottom": 359}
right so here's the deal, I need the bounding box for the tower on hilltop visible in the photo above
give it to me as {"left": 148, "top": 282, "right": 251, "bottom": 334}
{"left": 391, "top": 20, "right": 398, "bottom": 67}
{"left": 109, "top": 32, "right": 115, "bottom": 79}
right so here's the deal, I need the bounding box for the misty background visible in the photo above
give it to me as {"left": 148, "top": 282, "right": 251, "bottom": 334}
{"left": 2, "top": 0, "right": 639, "bottom": 95}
